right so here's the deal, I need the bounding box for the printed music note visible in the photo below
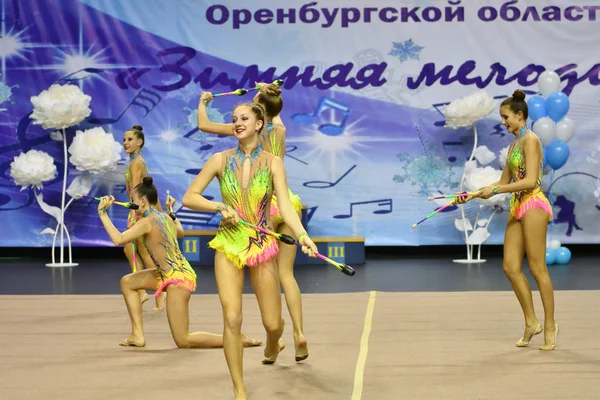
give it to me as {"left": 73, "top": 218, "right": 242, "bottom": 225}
{"left": 57, "top": 68, "right": 104, "bottom": 83}
{"left": 442, "top": 141, "right": 466, "bottom": 163}
{"left": 88, "top": 88, "right": 162, "bottom": 125}
{"left": 304, "top": 206, "right": 318, "bottom": 224}
{"left": 174, "top": 206, "right": 220, "bottom": 228}
{"left": 333, "top": 198, "right": 392, "bottom": 219}
{"left": 303, "top": 165, "right": 356, "bottom": 189}
{"left": 292, "top": 96, "right": 351, "bottom": 136}
{"left": 432, "top": 101, "right": 450, "bottom": 127}
{"left": 113, "top": 184, "right": 128, "bottom": 194}
{"left": 284, "top": 145, "right": 308, "bottom": 165}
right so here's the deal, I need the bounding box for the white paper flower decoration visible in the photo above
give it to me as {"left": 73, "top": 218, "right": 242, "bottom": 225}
{"left": 10, "top": 150, "right": 57, "bottom": 190}
{"left": 30, "top": 84, "right": 92, "bottom": 129}
{"left": 474, "top": 145, "right": 496, "bottom": 166}
{"left": 499, "top": 146, "right": 510, "bottom": 168}
{"left": 464, "top": 165, "right": 509, "bottom": 206}
{"left": 443, "top": 90, "right": 496, "bottom": 129}
{"left": 68, "top": 127, "right": 122, "bottom": 174}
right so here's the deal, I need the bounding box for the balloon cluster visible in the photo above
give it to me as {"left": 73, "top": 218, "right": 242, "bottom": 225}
{"left": 528, "top": 71, "right": 574, "bottom": 171}
{"left": 545, "top": 240, "right": 571, "bottom": 265}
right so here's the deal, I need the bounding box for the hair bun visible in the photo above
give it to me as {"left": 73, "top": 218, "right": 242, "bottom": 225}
{"left": 132, "top": 125, "right": 143, "bottom": 131}
{"left": 512, "top": 89, "right": 526, "bottom": 102}
{"left": 265, "top": 84, "right": 282, "bottom": 97}
{"left": 142, "top": 176, "right": 153, "bottom": 186}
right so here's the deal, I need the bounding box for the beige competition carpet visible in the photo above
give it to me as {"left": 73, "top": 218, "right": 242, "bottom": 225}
{"left": 1, "top": 291, "right": 599, "bottom": 399}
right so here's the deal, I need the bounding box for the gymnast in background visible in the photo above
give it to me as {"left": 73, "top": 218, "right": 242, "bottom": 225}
{"left": 457, "top": 89, "right": 557, "bottom": 351}
{"left": 96, "top": 178, "right": 261, "bottom": 349}
{"left": 122, "top": 125, "right": 165, "bottom": 311}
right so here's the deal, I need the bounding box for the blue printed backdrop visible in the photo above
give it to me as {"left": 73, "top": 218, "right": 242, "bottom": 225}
{"left": 0, "top": 0, "right": 599, "bottom": 247}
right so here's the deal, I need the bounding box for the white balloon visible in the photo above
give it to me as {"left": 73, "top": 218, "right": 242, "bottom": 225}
{"left": 556, "top": 116, "right": 575, "bottom": 142}
{"left": 538, "top": 70, "right": 561, "bottom": 97}
{"left": 549, "top": 239, "right": 561, "bottom": 250}
{"left": 532, "top": 117, "right": 557, "bottom": 146}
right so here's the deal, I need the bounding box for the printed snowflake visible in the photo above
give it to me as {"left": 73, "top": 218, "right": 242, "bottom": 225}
{"left": 0, "top": 81, "right": 19, "bottom": 110}
{"left": 393, "top": 152, "right": 455, "bottom": 195}
{"left": 389, "top": 39, "right": 424, "bottom": 63}
{"left": 163, "top": 79, "right": 201, "bottom": 103}
{"left": 179, "top": 104, "right": 236, "bottom": 161}
{"left": 180, "top": 104, "right": 231, "bottom": 131}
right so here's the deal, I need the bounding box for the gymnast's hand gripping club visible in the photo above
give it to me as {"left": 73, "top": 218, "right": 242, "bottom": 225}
{"left": 75, "top": 193, "right": 139, "bottom": 210}
{"left": 412, "top": 190, "right": 481, "bottom": 228}
{"left": 238, "top": 220, "right": 356, "bottom": 276}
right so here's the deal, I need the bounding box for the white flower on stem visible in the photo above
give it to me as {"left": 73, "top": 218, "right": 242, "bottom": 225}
{"left": 442, "top": 90, "right": 496, "bottom": 130}
{"left": 68, "top": 127, "right": 122, "bottom": 174}
{"left": 464, "top": 165, "right": 509, "bottom": 206}
{"left": 474, "top": 145, "right": 496, "bottom": 165}
{"left": 30, "top": 84, "right": 92, "bottom": 129}
{"left": 10, "top": 150, "right": 57, "bottom": 190}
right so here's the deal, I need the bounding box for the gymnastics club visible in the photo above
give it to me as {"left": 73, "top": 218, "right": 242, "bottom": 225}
{"left": 165, "top": 190, "right": 173, "bottom": 213}
{"left": 238, "top": 220, "right": 355, "bottom": 276}
{"left": 411, "top": 199, "right": 456, "bottom": 229}
{"left": 245, "top": 79, "right": 285, "bottom": 92}
{"left": 213, "top": 88, "right": 248, "bottom": 97}
{"left": 427, "top": 191, "right": 478, "bottom": 201}
{"left": 212, "top": 80, "right": 284, "bottom": 98}
{"left": 74, "top": 193, "right": 140, "bottom": 210}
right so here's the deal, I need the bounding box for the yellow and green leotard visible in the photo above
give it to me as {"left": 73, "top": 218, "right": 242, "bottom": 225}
{"left": 141, "top": 208, "right": 197, "bottom": 298}
{"left": 208, "top": 145, "right": 279, "bottom": 269}
{"left": 260, "top": 122, "right": 302, "bottom": 225}
{"left": 506, "top": 138, "right": 553, "bottom": 221}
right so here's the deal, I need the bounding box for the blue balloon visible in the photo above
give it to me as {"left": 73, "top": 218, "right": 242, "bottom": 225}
{"left": 554, "top": 246, "right": 571, "bottom": 265}
{"left": 527, "top": 96, "right": 548, "bottom": 121}
{"left": 546, "top": 91, "right": 570, "bottom": 122}
{"left": 545, "top": 248, "right": 556, "bottom": 265}
{"left": 546, "top": 140, "right": 569, "bottom": 170}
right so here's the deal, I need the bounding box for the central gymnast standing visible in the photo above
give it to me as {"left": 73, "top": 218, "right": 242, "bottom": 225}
{"left": 183, "top": 102, "right": 318, "bottom": 400}
{"left": 197, "top": 82, "right": 310, "bottom": 361}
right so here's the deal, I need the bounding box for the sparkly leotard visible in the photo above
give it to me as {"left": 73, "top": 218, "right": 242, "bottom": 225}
{"left": 125, "top": 153, "right": 148, "bottom": 227}
{"left": 260, "top": 122, "right": 303, "bottom": 225}
{"left": 141, "top": 208, "right": 197, "bottom": 298}
{"left": 506, "top": 135, "right": 553, "bottom": 221}
{"left": 208, "top": 146, "right": 279, "bottom": 269}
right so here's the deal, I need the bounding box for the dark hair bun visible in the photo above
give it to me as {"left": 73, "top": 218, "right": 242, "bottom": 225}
{"left": 142, "top": 176, "right": 153, "bottom": 186}
{"left": 264, "top": 84, "right": 282, "bottom": 97}
{"left": 512, "top": 89, "right": 526, "bottom": 102}
{"left": 132, "top": 125, "right": 143, "bottom": 131}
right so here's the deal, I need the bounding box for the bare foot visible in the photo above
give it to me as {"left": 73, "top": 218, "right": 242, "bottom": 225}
{"left": 139, "top": 291, "right": 149, "bottom": 305}
{"left": 152, "top": 292, "right": 166, "bottom": 312}
{"left": 241, "top": 333, "right": 262, "bottom": 347}
{"left": 540, "top": 324, "right": 558, "bottom": 351}
{"left": 119, "top": 335, "right": 146, "bottom": 347}
{"left": 262, "top": 339, "right": 285, "bottom": 364}
{"left": 294, "top": 333, "right": 309, "bottom": 362}
{"left": 234, "top": 387, "right": 248, "bottom": 400}
{"left": 516, "top": 322, "right": 542, "bottom": 347}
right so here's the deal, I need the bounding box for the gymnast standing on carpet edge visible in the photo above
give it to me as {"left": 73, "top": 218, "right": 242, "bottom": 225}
{"left": 197, "top": 82, "right": 310, "bottom": 362}
{"left": 95, "top": 178, "right": 262, "bottom": 349}
{"left": 457, "top": 89, "right": 558, "bottom": 350}
{"left": 122, "top": 125, "right": 166, "bottom": 311}
{"left": 183, "top": 102, "right": 318, "bottom": 400}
